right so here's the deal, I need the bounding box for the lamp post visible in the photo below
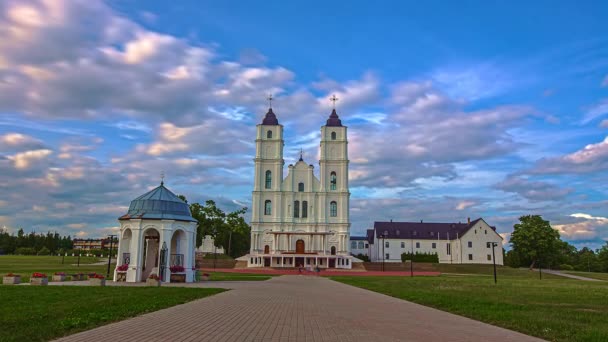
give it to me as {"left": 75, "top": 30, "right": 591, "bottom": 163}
{"left": 381, "top": 233, "right": 386, "bottom": 272}
{"left": 491, "top": 242, "right": 498, "bottom": 284}
{"left": 106, "top": 234, "right": 116, "bottom": 279}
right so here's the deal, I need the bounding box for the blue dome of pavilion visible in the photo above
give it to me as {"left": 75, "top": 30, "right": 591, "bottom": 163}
{"left": 119, "top": 182, "right": 196, "bottom": 222}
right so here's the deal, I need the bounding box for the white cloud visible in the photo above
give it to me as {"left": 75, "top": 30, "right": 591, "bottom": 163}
{"left": 7, "top": 148, "right": 52, "bottom": 169}
{"left": 581, "top": 99, "right": 608, "bottom": 124}
{"left": 530, "top": 136, "right": 608, "bottom": 174}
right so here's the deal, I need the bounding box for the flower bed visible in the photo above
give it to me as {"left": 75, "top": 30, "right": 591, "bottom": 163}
{"left": 201, "top": 273, "right": 210, "bottom": 281}
{"left": 3, "top": 273, "right": 21, "bottom": 285}
{"left": 88, "top": 273, "right": 106, "bottom": 286}
{"left": 170, "top": 265, "right": 186, "bottom": 282}
{"left": 30, "top": 272, "right": 48, "bottom": 286}
{"left": 116, "top": 264, "right": 129, "bottom": 272}
{"left": 52, "top": 272, "right": 66, "bottom": 282}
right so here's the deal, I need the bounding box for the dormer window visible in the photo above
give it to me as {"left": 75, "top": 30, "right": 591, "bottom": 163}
{"left": 331, "top": 132, "right": 337, "bottom": 140}
{"left": 267, "top": 130, "right": 272, "bottom": 139}
{"left": 298, "top": 182, "right": 304, "bottom": 192}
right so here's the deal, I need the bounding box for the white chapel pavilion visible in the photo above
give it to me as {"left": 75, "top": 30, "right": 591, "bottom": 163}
{"left": 113, "top": 181, "right": 197, "bottom": 282}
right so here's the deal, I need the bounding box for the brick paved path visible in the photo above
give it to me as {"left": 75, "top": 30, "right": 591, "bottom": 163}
{"left": 55, "top": 276, "right": 544, "bottom": 342}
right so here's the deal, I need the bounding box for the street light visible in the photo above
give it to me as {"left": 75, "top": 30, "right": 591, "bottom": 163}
{"left": 106, "top": 234, "right": 117, "bottom": 279}
{"left": 491, "top": 242, "right": 498, "bottom": 284}
{"left": 381, "top": 232, "right": 386, "bottom": 272}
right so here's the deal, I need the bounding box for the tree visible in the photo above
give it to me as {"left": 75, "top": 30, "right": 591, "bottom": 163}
{"left": 597, "top": 242, "right": 608, "bottom": 272}
{"left": 185, "top": 198, "right": 251, "bottom": 258}
{"left": 510, "top": 215, "right": 561, "bottom": 269}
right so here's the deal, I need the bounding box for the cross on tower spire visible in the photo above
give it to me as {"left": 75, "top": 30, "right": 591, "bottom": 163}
{"left": 299, "top": 148, "right": 304, "bottom": 161}
{"left": 267, "top": 93, "right": 273, "bottom": 109}
{"left": 330, "top": 94, "right": 339, "bottom": 109}
{"left": 160, "top": 171, "right": 165, "bottom": 186}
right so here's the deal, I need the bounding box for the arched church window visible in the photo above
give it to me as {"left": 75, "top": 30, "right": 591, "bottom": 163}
{"left": 331, "top": 132, "right": 336, "bottom": 140}
{"left": 267, "top": 130, "right": 272, "bottom": 139}
{"left": 294, "top": 201, "right": 300, "bottom": 218}
{"left": 264, "top": 200, "right": 272, "bottom": 215}
{"left": 330, "top": 172, "right": 337, "bottom": 190}
{"left": 265, "top": 170, "right": 272, "bottom": 189}
{"left": 298, "top": 182, "right": 304, "bottom": 192}
{"left": 302, "top": 201, "right": 308, "bottom": 218}
{"left": 330, "top": 201, "right": 337, "bottom": 217}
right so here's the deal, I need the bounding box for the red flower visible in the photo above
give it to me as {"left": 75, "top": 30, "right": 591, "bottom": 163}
{"left": 148, "top": 274, "right": 160, "bottom": 280}
{"left": 31, "top": 272, "right": 47, "bottom": 278}
{"left": 6, "top": 273, "right": 20, "bottom": 277}
{"left": 170, "top": 265, "right": 185, "bottom": 273}
{"left": 116, "top": 264, "right": 129, "bottom": 272}
{"left": 90, "top": 273, "right": 105, "bottom": 279}
{"left": 54, "top": 272, "right": 66, "bottom": 276}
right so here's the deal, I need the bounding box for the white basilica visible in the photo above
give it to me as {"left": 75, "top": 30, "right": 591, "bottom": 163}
{"left": 248, "top": 102, "right": 352, "bottom": 269}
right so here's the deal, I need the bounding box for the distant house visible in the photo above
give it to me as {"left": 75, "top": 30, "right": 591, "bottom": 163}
{"left": 73, "top": 238, "right": 111, "bottom": 250}
{"left": 355, "top": 218, "right": 503, "bottom": 265}
{"left": 349, "top": 236, "right": 369, "bottom": 258}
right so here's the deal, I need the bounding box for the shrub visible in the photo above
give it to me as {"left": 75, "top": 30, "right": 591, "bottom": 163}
{"left": 37, "top": 247, "right": 51, "bottom": 255}
{"left": 354, "top": 253, "right": 370, "bottom": 262}
{"left": 15, "top": 247, "right": 36, "bottom": 255}
{"left": 401, "top": 252, "right": 439, "bottom": 263}
{"left": 559, "top": 264, "right": 574, "bottom": 271}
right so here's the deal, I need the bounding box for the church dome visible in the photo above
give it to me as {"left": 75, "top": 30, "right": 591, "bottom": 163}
{"left": 118, "top": 183, "right": 196, "bottom": 222}
{"left": 261, "top": 108, "right": 279, "bottom": 125}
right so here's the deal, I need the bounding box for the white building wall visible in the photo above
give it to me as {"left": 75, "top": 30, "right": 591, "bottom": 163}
{"left": 458, "top": 220, "right": 504, "bottom": 265}
{"left": 367, "top": 220, "right": 504, "bottom": 265}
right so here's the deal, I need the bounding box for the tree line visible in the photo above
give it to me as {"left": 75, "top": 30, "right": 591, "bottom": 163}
{"left": 180, "top": 197, "right": 251, "bottom": 259}
{"left": 0, "top": 228, "right": 74, "bottom": 255}
{"left": 506, "top": 215, "right": 608, "bottom": 272}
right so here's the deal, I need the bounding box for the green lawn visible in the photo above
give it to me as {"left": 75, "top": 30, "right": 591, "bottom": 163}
{"left": 0, "top": 286, "right": 225, "bottom": 342}
{"left": 206, "top": 271, "right": 272, "bottom": 281}
{"left": 0, "top": 255, "right": 114, "bottom": 283}
{"left": 332, "top": 274, "right": 608, "bottom": 342}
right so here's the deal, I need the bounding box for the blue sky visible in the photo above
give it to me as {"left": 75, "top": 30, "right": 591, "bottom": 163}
{"left": 0, "top": 0, "right": 607, "bottom": 250}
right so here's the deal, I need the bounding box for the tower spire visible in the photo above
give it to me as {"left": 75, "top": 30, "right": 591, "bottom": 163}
{"left": 160, "top": 171, "right": 165, "bottom": 186}
{"left": 261, "top": 94, "right": 279, "bottom": 125}
{"left": 326, "top": 94, "right": 343, "bottom": 127}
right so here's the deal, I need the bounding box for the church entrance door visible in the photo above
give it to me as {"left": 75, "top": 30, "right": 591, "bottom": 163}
{"left": 296, "top": 239, "right": 305, "bottom": 254}
{"left": 329, "top": 258, "right": 336, "bottom": 268}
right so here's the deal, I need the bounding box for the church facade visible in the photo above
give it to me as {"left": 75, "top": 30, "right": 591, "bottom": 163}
{"left": 248, "top": 105, "right": 352, "bottom": 269}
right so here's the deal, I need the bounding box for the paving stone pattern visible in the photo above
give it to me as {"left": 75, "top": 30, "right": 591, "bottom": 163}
{"left": 55, "top": 276, "right": 544, "bottom": 342}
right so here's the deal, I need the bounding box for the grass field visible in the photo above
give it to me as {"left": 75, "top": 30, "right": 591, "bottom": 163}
{"left": 332, "top": 271, "right": 608, "bottom": 342}
{"left": 0, "top": 255, "right": 115, "bottom": 283}
{"left": 206, "top": 271, "right": 272, "bottom": 281}
{"left": 0, "top": 286, "right": 225, "bottom": 342}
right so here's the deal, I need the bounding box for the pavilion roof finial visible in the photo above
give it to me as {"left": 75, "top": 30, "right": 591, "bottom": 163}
{"left": 160, "top": 171, "right": 165, "bottom": 186}
{"left": 267, "top": 93, "right": 273, "bottom": 109}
